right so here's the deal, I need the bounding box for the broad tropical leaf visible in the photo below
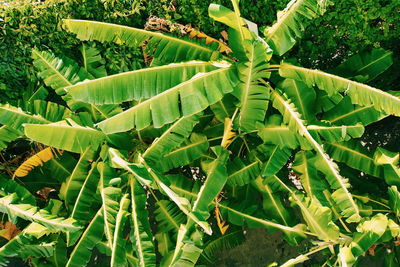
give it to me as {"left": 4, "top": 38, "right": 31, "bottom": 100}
{"left": 339, "top": 214, "right": 388, "bottom": 266}
{"left": 0, "top": 126, "right": 20, "bottom": 151}
{"left": 236, "top": 40, "right": 271, "bottom": 131}
{"left": 129, "top": 178, "right": 156, "bottom": 267}
{"left": 264, "top": 0, "right": 328, "bottom": 55}
{"left": 193, "top": 147, "right": 229, "bottom": 218}
{"left": 60, "top": 147, "right": 98, "bottom": 209}
{"left": 24, "top": 121, "right": 106, "bottom": 153}
{"left": 0, "top": 194, "right": 81, "bottom": 232}
{"left": 81, "top": 44, "right": 107, "bottom": 78}
{"left": 67, "top": 62, "right": 220, "bottom": 105}
{"left": 322, "top": 97, "right": 387, "bottom": 126}
{"left": 63, "top": 19, "right": 222, "bottom": 63}
{"left": 65, "top": 209, "right": 104, "bottom": 267}
{"left": 96, "top": 66, "right": 238, "bottom": 133}
{"left": 279, "top": 63, "right": 400, "bottom": 116}
{"left": 158, "top": 133, "right": 209, "bottom": 172}
{"left": 110, "top": 194, "right": 130, "bottom": 267}
{"left": 332, "top": 48, "right": 393, "bottom": 82}
{"left": 143, "top": 113, "right": 202, "bottom": 169}
{"left": 271, "top": 90, "right": 360, "bottom": 222}
{"left": 325, "top": 141, "right": 384, "bottom": 178}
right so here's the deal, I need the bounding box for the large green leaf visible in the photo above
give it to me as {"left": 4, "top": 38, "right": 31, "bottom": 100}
{"left": 0, "top": 126, "right": 20, "bottom": 150}
{"left": 0, "top": 194, "right": 80, "bottom": 232}
{"left": 227, "top": 159, "right": 260, "bottom": 187}
{"left": 325, "top": 141, "right": 384, "bottom": 178}
{"left": 322, "top": 97, "right": 386, "bottom": 126}
{"left": 264, "top": 0, "right": 327, "bottom": 55}
{"left": 67, "top": 62, "right": 219, "bottom": 105}
{"left": 81, "top": 44, "right": 107, "bottom": 79}
{"left": 65, "top": 209, "right": 104, "bottom": 267}
{"left": 260, "top": 145, "right": 291, "bottom": 177}
{"left": 129, "top": 178, "right": 156, "bottom": 267}
{"left": 388, "top": 186, "right": 400, "bottom": 217}
{"left": 236, "top": 40, "right": 271, "bottom": 131}
{"left": 272, "top": 90, "right": 360, "bottom": 222}
{"left": 154, "top": 199, "right": 185, "bottom": 234}
{"left": 253, "top": 177, "right": 304, "bottom": 245}
{"left": 193, "top": 147, "right": 228, "bottom": 218}
{"left": 258, "top": 122, "right": 364, "bottom": 149}
{"left": 60, "top": 147, "right": 98, "bottom": 210}
{"left": 32, "top": 49, "right": 87, "bottom": 95}
{"left": 67, "top": 161, "right": 101, "bottom": 246}
{"left": 24, "top": 121, "right": 106, "bottom": 153}
{"left": 158, "top": 133, "right": 209, "bottom": 172}
{"left": 96, "top": 66, "right": 237, "bottom": 133}
{"left": 143, "top": 113, "right": 202, "bottom": 169}
{"left": 110, "top": 194, "right": 130, "bottom": 267}
{"left": 97, "top": 162, "right": 122, "bottom": 248}
{"left": 339, "top": 214, "right": 388, "bottom": 266}
{"left": 374, "top": 148, "right": 400, "bottom": 186}
{"left": 332, "top": 48, "right": 393, "bottom": 82}
{"left": 63, "top": 19, "right": 221, "bottom": 63}
{"left": 279, "top": 63, "right": 400, "bottom": 116}
{"left": 279, "top": 78, "right": 316, "bottom": 123}
{"left": 292, "top": 151, "right": 328, "bottom": 202}
{"left": 0, "top": 104, "right": 49, "bottom": 133}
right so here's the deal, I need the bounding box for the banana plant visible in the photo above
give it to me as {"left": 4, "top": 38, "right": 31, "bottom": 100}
{"left": 0, "top": 0, "right": 399, "bottom": 266}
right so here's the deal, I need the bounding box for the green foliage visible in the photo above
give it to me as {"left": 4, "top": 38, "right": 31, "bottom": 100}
{"left": 0, "top": 1, "right": 399, "bottom": 266}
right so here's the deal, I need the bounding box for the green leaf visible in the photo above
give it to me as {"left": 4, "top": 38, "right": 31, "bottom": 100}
{"left": 253, "top": 177, "right": 304, "bottom": 245}
{"left": 332, "top": 48, "right": 393, "bottom": 82}
{"left": 227, "top": 159, "right": 260, "bottom": 187}
{"left": 193, "top": 147, "right": 229, "bottom": 218}
{"left": 0, "top": 104, "right": 49, "bottom": 133}
{"left": 143, "top": 113, "right": 202, "bottom": 169}
{"left": 279, "top": 79, "right": 316, "bottom": 123}
{"left": 374, "top": 148, "right": 400, "bottom": 186}
{"left": 264, "top": 0, "right": 328, "bottom": 55}
{"left": 66, "top": 209, "right": 104, "bottom": 267}
{"left": 129, "top": 178, "right": 156, "bottom": 267}
{"left": 67, "top": 62, "right": 219, "bottom": 105}
{"left": 154, "top": 200, "right": 185, "bottom": 233}
{"left": 110, "top": 194, "right": 130, "bottom": 267}
{"left": 388, "top": 186, "right": 400, "bottom": 217}
{"left": 60, "top": 147, "right": 98, "bottom": 210}
{"left": 261, "top": 145, "right": 291, "bottom": 177}
{"left": 292, "top": 151, "right": 328, "bottom": 202}
{"left": 97, "top": 162, "right": 122, "bottom": 248}
{"left": 63, "top": 19, "right": 221, "bottom": 63}
{"left": 32, "top": 49, "right": 88, "bottom": 95}
{"left": 339, "top": 214, "right": 388, "bottom": 266}
{"left": 279, "top": 63, "right": 400, "bottom": 117}
{"left": 81, "top": 44, "right": 107, "bottom": 78}
{"left": 97, "top": 66, "right": 237, "bottom": 133}
{"left": 0, "top": 125, "right": 20, "bottom": 151}
{"left": 218, "top": 201, "right": 307, "bottom": 237}
{"left": 325, "top": 141, "right": 384, "bottom": 178}
{"left": 24, "top": 121, "right": 107, "bottom": 153}
{"left": 236, "top": 40, "right": 271, "bottom": 131}
{"left": 159, "top": 133, "right": 209, "bottom": 172}
{"left": 271, "top": 90, "right": 360, "bottom": 222}
{"left": 0, "top": 194, "right": 81, "bottom": 232}
{"left": 322, "top": 97, "right": 386, "bottom": 126}
{"left": 290, "top": 193, "right": 340, "bottom": 241}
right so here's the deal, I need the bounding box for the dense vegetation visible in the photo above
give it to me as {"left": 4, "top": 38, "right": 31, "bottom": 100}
{"left": 0, "top": 0, "right": 399, "bottom": 266}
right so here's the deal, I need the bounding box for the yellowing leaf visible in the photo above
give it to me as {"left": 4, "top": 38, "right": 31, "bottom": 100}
{"left": 221, "top": 117, "right": 236, "bottom": 148}
{"left": 0, "top": 221, "right": 20, "bottom": 240}
{"left": 14, "top": 147, "right": 61, "bottom": 177}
